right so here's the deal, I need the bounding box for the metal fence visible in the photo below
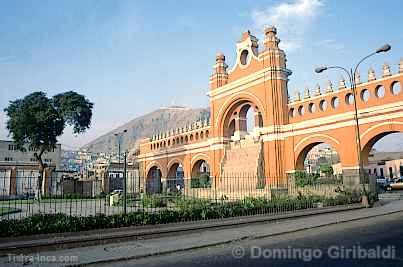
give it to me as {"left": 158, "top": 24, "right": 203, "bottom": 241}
{"left": 0, "top": 171, "right": 362, "bottom": 222}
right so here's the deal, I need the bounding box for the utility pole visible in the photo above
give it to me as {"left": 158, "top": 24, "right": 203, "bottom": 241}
{"left": 124, "top": 151, "right": 127, "bottom": 214}
{"left": 114, "top": 129, "right": 127, "bottom": 211}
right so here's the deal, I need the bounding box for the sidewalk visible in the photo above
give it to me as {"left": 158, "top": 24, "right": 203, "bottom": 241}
{"left": 1, "top": 200, "right": 403, "bottom": 267}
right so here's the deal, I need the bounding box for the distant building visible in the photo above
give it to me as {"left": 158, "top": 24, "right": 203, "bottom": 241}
{"left": 0, "top": 140, "right": 61, "bottom": 197}
{"left": 366, "top": 150, "right": 403, "bottom": 179}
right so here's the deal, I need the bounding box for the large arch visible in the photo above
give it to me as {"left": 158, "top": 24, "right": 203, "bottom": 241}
{"left": 294, "top": 134, "right": 343, "bottom": 171}
{"left": 215, "top": 92, "right": 266, "bottom": 138}
{"left": 360, "top": 121, "right": 403, "bottom": 166}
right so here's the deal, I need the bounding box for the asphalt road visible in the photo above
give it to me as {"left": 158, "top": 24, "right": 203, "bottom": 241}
{"left": 98, "top": 211, "right": 403, "bottom": 267}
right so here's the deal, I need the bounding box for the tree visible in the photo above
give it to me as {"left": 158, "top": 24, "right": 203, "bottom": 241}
{"left": 4, "top": 91, "right": 93, "bottom": 199}
{"left": 319, "top": 163, "right": 334, "bottom": 176}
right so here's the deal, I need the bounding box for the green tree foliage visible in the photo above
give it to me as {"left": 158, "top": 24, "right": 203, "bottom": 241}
{"left": 319, "top": 163, "right": 334, "bottom": 176}
{"left": 4, "top": 91, "right": 93, "bottom": 198}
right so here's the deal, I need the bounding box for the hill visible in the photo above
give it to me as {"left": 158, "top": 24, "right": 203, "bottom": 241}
{"left": 81, "top": 106, "right": 210, "bottom": 153}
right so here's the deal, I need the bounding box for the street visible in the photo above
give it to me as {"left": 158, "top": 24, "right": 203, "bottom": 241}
{"left": 98, "top": 211, "right": 403, "bottom": 267}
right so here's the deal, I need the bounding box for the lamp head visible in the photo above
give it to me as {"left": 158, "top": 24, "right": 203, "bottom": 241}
{"left": 315, "top": 66, "right": 328, "bottom": 73}
{"left": 376, "top": 44, "right": 391, "bottom": 53}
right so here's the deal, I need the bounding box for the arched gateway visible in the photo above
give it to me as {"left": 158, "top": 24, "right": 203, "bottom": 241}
{"left": 137, "top": 26, "right": 403, "bottom": 195}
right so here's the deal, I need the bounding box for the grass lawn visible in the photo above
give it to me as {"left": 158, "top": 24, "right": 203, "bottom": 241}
{"left": 0, "top": 207, "right": 21, "bottom": 216}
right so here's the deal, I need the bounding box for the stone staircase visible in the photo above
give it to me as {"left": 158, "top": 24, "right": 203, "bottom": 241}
{"left": 221, "top": 140, "right": 261, "bottom": 176}
{"left": 218, "top": 138, "right": 265, "bottom": 197}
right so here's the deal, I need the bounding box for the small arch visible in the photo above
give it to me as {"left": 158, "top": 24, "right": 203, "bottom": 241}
{"left": 298, "top": 105, "right": 305, "bottom": 116}
{"left": 190, "top": 134, "right": 194, "bottom": 141}
{"left": 196, "top": 132, "right": 199, "bottom": 140}
{"left": 289, "top": 108, "right": 295, "bottom": 118}
{"left": 163, "top": 141, "right": 166, "bottom": 147}
{"left": 391, "top": 81, "right": 401, "bottom": 95}
{"left": 375, "top": 85, "right": 385, "bottom": 98}
{"left": 168, "top": 140, "right": 171, "bottom": 146}
{"left": 331, "top": 97, "right": 340, "bottom": 109}
{"left": 185, "top": 135, "right": 189, "bottom": 142}
{"left": 206, "top": 130, "right": 209, "bottom": 138}
{"left": 360, "top": 89, "right": 370, "bottom": 102}
{"left": 172, "top": 139, "right": 176, "bottom": 145}
{"left": 176, "top": 137, "right": 179, "bottom": 144}
{"left": 240, "top": 50, "right": 250, "bottom": 65}
{"left": 180, "top": 136, "right": 184, "bottom": 144}
{"left": 308, "top": 103, "right": 316, "bottom": 113}
{"left": 319, "top": 100, "right": 327, "bottom": 111}
{"left": 200, "top": 131, "right": 204, "bottom": 139}
{"left": 345, "top": 93, "right": 354, "bottom": 105}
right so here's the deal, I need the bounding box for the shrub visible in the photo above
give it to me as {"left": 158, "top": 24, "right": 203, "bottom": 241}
{"left": 141, "top": 195, "right": 166, "bottom": 208}
{"left": 295, "top": 171, "right": 319, "bottom": 187}
{"left": 0, "top": 193, "right": 362, "bottom": 238}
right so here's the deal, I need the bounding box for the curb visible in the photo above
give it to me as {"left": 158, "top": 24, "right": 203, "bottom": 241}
{"left": 0, "top": 204, "right": 363, "bottom": 256}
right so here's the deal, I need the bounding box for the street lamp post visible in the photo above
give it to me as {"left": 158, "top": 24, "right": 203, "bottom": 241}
{"left": 115, "top": 129, "right": 128, "bottom": 213}
{"left": 315, "top": 44, "right": 391, "bottom": 196}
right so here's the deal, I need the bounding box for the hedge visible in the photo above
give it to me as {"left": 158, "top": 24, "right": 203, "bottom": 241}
{"left": 0, "top": 193, "right": 363, "bottom": 238}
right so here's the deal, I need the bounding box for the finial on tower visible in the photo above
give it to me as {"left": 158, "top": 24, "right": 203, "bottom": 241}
{"left": 368, "top": 67, "right": 376, "bottom": 81}
{"left": 264, "top": 26, "right": 280, "bottom": 49}
{"left": 216, "top": 52, "right": 225, "bottom": 63}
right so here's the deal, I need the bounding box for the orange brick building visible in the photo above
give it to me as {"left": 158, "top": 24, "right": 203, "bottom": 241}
{"left": 138, "top": 27, "right": 403, "bottom": 194}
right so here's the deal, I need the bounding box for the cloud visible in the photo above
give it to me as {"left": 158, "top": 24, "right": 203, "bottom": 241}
{"left": 251, "top": 0, "right": 324, "bottom": 52}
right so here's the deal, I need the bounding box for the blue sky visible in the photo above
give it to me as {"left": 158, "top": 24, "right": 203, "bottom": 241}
{"left": 0, "top": 0, "right": 402, "bottom": 150}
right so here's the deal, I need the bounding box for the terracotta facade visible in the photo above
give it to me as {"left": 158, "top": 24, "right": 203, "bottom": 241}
{"left": 138, "top": 27, "right": 403, "bottom": 192}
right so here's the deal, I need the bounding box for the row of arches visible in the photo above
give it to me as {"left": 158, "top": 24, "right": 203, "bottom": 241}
{"left": 150, "top": 130, "right": 210, "bottom": 151}
{"left": 289, "top": 81, "right": 401, "bottom": 118}
{"left": 146, "top": 159, "right": 211, "bottom": 193}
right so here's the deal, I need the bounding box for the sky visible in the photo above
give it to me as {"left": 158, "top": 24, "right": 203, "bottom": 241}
{"left": 0, "top": 0, "right": 402, "bottom": 151}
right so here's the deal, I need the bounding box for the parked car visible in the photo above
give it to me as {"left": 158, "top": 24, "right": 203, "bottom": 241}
{"left": 386, "top": 178, "right": 403, "bottom": 191}
{"left": 376, "top": 177, "right": 391, "bottom": 189}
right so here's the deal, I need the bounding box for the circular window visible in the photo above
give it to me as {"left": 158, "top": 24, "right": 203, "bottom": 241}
{"left": 319, "top": 100, "right": 327, "bottom": 111}
{"left": 240, "top": 50, "right": 250, "bottom": 65}
{"left": 289, "top": 108, "right": 295, "bottom": 118}
{"left": 331, "top": 97, "right": 340, "bottom": 109}
{"left": 391, "top": 81, "right": 401, "bottom": 95}
{"left": 360, "top": 89, "right": 370, "bottom": 102}
{"left": 375, "top": 85, "right": 385, "bottom": 98}
{"left": 345, "top": 93, "right": 354, "bottom": 105}
{"left": 298, "top": 106, "right": 305, "bottom": 116}
{"left": 308, "top": 103, "right": 316, "bottom": 113}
